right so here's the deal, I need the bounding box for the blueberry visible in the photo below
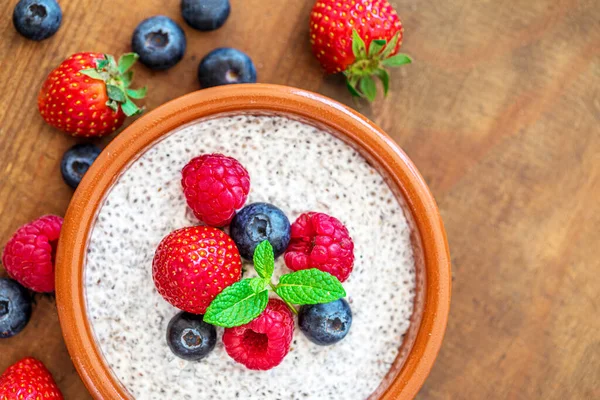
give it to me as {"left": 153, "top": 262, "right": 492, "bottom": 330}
{"left": 230, "top": 203, "right": 290, "bottom": 260}
{"left": 167, "top": 312, "right": 216, "bottom": 361}
{"left": 0, "top": 278, "right": 32, "bottom": 339}
{"left": 61, "top": 143, "right": 101, "bottom": 189}
{"left": 181, "top": 0, "right": 230, "bottom": 31}
{"left": 299, "top": 299, "right": 352, "bottom": 345}
{"left": 12, "top": 0, "right": 62, "bottom": 41}
{"left": 197, "top": 48, "right": 257, "bottom": 88}
{"left": 132, "top": 16, "right": 186, "bottom": 71}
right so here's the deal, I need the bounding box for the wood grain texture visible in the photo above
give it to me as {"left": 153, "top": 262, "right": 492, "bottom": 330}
{"left": 1, "top": 0, "right": 598, "bottom": 399}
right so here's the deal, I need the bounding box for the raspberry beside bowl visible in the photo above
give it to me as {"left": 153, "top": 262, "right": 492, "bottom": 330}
{"left": 55, "top": 84, "right": 451, "bottom": 399}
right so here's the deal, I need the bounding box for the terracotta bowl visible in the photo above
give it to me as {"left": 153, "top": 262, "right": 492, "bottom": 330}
{"left": 56, "top": 84, "right": 451, "bottom": 400}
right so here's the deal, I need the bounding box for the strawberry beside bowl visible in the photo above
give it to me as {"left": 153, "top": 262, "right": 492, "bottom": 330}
{"left": 55, "top": 84, "right": 451, "bottom": 399}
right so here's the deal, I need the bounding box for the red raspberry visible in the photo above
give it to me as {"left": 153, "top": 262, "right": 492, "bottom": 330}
{"left": 284, "top": 212, "right": 354, "bottom": 282}
{"left": 153, "top": 226, "right": 242, "bottom": 314}
{"left": 2, "top": 215, "right": 63, "bottom": 293}
{"left": 182, "top": 154, "right": 250, "bottom": 227}
{"left": 223, "top": 299, "right": 294, "bottom": 370}
{"left": 0, "top": 357, "right": 63, "bottom": 399}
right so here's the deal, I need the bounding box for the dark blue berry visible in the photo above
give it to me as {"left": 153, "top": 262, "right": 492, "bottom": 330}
{"left": 167, "top": 312, "right": 216, "bottom": 361}
{"left": 197, "top": 48, "right": 257, "bottom": 88}
{"left": 61, "top": 143, "right": 101, "bottom": 189}
{"left": 13, "top": 0, "right": 62, "bottom": 41}
{"left": 299, "top": 299, "right": 352, "bottom": 345}
{"left": 181, "top": 0, "right": 230, "bottom": 31}
{"left": 230, "top": 202, "right": 290, "bottom": 260}
{"left": 0, "top": 278, "right": 32, "bottom": 339}
{"left": 132, "top": 16, "right": 186, "bottom": 71}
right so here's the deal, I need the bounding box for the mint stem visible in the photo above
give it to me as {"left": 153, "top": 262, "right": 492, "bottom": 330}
{"left": 269, "top": 282, "right": 298, "bottom": 315}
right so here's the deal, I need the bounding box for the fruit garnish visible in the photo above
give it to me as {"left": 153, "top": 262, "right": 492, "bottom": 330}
{"left": 222, "top": 298, "right": 294, "bottom": 370}
{"left": 182, "top": 154, "right": 251, "bottom": 227}
{"left": 182, "top": 0, "right": 231, "bottom": 31}
{"left": 60, "top": 143, "right": 101, "bottom": 189}
{"left": 309, "top": 0, "right": 412, "bottom": 101}
{"left": 0, "top": 278, "right": 32, "bottom": 339}
{"left": 152, "top": 226, "right": 242, "bottom": 315}
{"left": 299, "top": 298, "right": 352, "bottom": 345}
{"left": 284, "top": 212, "right": 355, "bottom": 282}
{"left": 38, "top": 52, "right": 147, "bottom": 137}
{"left": 0, "top": 357, "right": 63, "bottom": 399}
{"left": 198, "top": 48, "right": 257, "bottom": 88}
{"left": 132, "top": 16, "right": 187, "bottom": 71}
{"left": 12, "top": 0, "right": 62, "bottom": 41}
{"left": 2, "top": 215, "right": 63, "bottom": 293}
{"left": 166, "top": 312, "right": 217, "bottom": 361}
{"left": 203, "top": 241, "right": 347, "bottom": 328}
{"left": 230, "top": 202, "right": 290, "bottom": 261}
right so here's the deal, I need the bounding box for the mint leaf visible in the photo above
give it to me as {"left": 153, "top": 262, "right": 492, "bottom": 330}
{"left": 118, "top": 53, "right": 139, "bottom": 74}
{"left": 374, "top": 69, "right": 390, "bottom": 96}
{"left": 204, "top": 279, "right": 269, "bottom": 327}
{"left": 126, "top": 87, "right": 147, "bottom": 99}
{"left": 253, "top": 240, "right": 275, "bottom": 279}
{"left": 80, "top": 69, "right": 104, "bottom": 81}
{"left": 359, "top": 77, "right": 377, "bottom": 102}
{"left": 351, "top": 29, "right": 367, "bottom": 59}
{"left": 382, "top": 54, "right": 412, "bottom": 67}
{"left": 275, "top": 269, "right": 346, "bottom": 305}
{"left": 248, "top": 276, "right": 269, "bottom": 293}
{"left": 368, "top": 39, "right": 386, "bottom": 57}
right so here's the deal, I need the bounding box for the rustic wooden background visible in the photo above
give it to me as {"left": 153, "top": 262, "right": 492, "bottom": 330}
{"left": 1, "top": 0, "right": 599, "bottom": 398}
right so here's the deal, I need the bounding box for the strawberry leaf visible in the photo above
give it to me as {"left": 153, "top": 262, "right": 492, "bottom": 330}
{"left": 95, "top": 57, "right": 109, "bottom": 70}
{"left": 275, "top": 269, "right": 346, "bottom": 305}
{"left": 106, "top": 85, "right": 126, "bottom": 102}
{"left": 374, "top": 69, "right": 390, "bottom": 96}
{"left": 118, "top": 53, "right": 139, "bottom": 74}
{"left": 126, "top": 87, "right": 147, "bottom": 99}
{"left": 204, "top": 279, "right": 269, "bottom": 328}
{"left": 381, "top": 32, "right": 400, "bottom": 58}
{"left": 346, "top": 80, "right": 361, "bottom": 97}
{"left": 359, "top": 77, "right": 377, "bottom": 102}
{"left": 121, "top": 71, "right": 133, "bottom": 87}
{"left": 121, "top": 98, "right": 142, "bottom": 117}
{"left": 253, "top": 240, "right": 275, "bottom": 279}
{"left": 80, "top": 69, "right": 104, "bottom": 81}
{"left": 382, "top": 54, "right": 412, "bottom": 67}
{"left": 106, "top": 99, "right": 119, "bottom": 112}
{"left": 351, "top": 29, "right": 367, "bottom": 59}
{"left": 369, "top": 39, "right": 386, "bottom": 57}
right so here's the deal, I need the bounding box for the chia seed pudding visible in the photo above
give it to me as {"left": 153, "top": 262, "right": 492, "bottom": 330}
{"left": 85, "top": 115, "right": 416, "bottom": 400}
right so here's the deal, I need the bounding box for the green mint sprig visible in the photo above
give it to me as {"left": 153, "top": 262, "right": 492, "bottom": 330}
{"left": 203, "top": 241, "right": 346, "bottom": 328}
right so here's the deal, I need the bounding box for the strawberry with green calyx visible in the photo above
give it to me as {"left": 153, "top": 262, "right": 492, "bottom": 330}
{"left": 309, "top": 0, "right": 412, "bottom": 101}
{"left": 38, "top": 52, "right": 147, "bottom": 137}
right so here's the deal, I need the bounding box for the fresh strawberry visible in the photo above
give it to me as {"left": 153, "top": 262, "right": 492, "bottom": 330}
{"left": 152, "top": 226, "right": 243, "bottom": 314}
{"left": 0, "top": 357, "right": 63, "bottom": 399}
{"left": 2, "top": 215, "right": 63, "bottom": 293}
{"left": 309, "top": 0, "right": 411, "bottom": 101}
{"left": 38, "top": 52, "right": 147, "bottom": 137}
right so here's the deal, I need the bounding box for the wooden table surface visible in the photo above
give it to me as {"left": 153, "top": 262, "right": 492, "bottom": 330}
{"left": 1, "top": 0, "right": 599, "bottom": 398}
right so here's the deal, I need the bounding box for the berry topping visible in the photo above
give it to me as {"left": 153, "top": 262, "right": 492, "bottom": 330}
{"left": 0, "top": 278, "right": 32, "bottom": 339}
{"left": 60, "top": 143, "right": 101, "bottom": 189}
{"left": 166, "top": 312, "right": 217, "bottom": 361}
{"left": 2, "top": 215, "right": 63, "bottom": 292}
{"left": 181, "top": 154, "right": 250, "bottom": 227}
{"left": 38, "top": 52, "right": 146, "bottom": 137}
{"left": 132, "top": 16, "right": 187, "bottom": 71}
{"left": 181, "top": 0, "right": 231, "bottom": 31}
{"left": 0, "top": 357, "right": 63, "bottom": 399}
{"left": 284, "top": 212, "right": 354, "bottom": 282}
{"left": 198, "top": 48, "right": 257, "bottom": 88}
{"left": 12, "top": 0, "right": 62, "bottom": 41}
{"left": 309, "top": 0, "right": 411, "bottom": 101}
{"left": 222, "top": 299, "right": 294, "bottom": 370}
{"left": 230, "top": 203, "right": 291, "bottom": 261}
{"left": 152, "top": 226, "right": 242, "bottom": 314}
{"left": 299, "top": 298, "right": 352, "bottom": 345}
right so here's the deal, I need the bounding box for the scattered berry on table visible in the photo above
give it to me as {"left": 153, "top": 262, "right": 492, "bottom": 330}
{"left": 222, "top": 299, "right": 294, "bottom": 370}
{"left": 153, "top": 226, "right": 242, "bottom": 314}
{"left": 38, "top": 52, "right": 146, "bottom": 137}
{"left": 12, "top": 0, "right": 62, "bottom": 41}
{"left": 0, "top": 357, "right": 63, "bottom": 399}
{"left": 309, "top": 0, "right": 411, "bottom": 101}
{"left": 284, "top": 212, "right": 354, "bottom": 282}
{"left": 181, "top": 153, "right": 250, "bottom": 227}
{"left": 0, "top": 278, "right": 32, "bottom": 339}
{"left": 167, "top": 312, "right": 217, "bottom": 361}
{"left": 299, "top": 298, "right": 352, "bottom": 345}
{"left": 60, "top": 143, "right": 101, "bottom": 189}
{"left": 198, "top": 48, "right": 256, "bottom": 88}
{"left": 181, "top": 0, "right": 231, "bottom": 31}
{"left": 2, "top": 215, "right": 63, "bottom": 293}
{"left": 132, "top": 16, "right": 187, "bottom": 71}
{"left": 230, "top": 202, "right": 291, "bottom": 261}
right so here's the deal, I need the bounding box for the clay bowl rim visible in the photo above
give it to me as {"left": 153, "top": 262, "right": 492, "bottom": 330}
{"left": 56, "top": 83, "right": 451, "bottom": 400}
